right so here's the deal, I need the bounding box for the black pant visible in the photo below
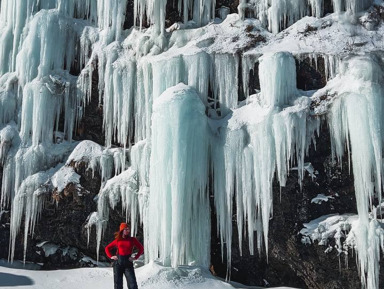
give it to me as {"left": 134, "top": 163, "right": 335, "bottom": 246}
{"left": 113, "top": 255, "right": 138, "bottom": 289}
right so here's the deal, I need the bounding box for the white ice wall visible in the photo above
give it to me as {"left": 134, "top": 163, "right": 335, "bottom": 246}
{"left": 147, "top": 83, "right": 210, "bottom": 267}
{"left": 0, "top": 1, "right": 383, "bottom": 289}
{"left": 259, "top": 52, "right": 297, "bottom": 107}
{"left": 326, "top": 55, "right": 384, "bottom": 289}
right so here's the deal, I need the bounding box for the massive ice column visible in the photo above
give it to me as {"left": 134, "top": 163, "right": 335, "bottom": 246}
{"left": 146, "top": 83, "right": 210, "bottom": 267}
{"left": 326, "top": 55, "right": 384, "bottom": 289}
{"left": 259, "top": 52, "right": 298, "bottom": 107}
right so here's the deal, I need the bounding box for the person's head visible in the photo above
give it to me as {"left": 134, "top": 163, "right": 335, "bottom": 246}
{"left": 114, "top": 223, "right": 131, "bottom": 240}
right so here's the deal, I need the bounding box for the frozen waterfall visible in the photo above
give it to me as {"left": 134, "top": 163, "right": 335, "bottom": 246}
{"left": 325, "top": 55, "right": 384, "bottom": 289}
{"left": 0, "top": 0, "right": 383, "bottom": 289}
{"left": 211, "top": 52, "right": 318, "bottom": 274}
{"left": 146, "top": 84, "right": 210, "bottom": 268}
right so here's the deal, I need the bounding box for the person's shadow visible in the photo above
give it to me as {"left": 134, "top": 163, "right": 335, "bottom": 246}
{"left": 0, "top": 272, "right": 34, "bottom": 286}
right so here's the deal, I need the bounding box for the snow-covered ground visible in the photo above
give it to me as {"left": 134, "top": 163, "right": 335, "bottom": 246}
{"left": 0, "top": 260, "right": 297, "bottom": 289}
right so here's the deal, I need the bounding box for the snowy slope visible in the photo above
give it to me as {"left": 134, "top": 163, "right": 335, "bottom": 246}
{"left": 0, "top": 261, "right": 297, "bottom": 289}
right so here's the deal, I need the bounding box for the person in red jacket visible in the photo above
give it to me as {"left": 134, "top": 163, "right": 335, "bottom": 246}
{"left": 105, "top": 223, "right": 144, "bottom": 289}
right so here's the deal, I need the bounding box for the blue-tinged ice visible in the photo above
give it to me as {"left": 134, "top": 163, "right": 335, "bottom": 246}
{"left": 211, "top": 52, "right": 318, "bottom": 274}
{"left": 147, "top": 83, "right": 210, "bottom": 267}
{"left": 323, "top": 55, "right": 384, "bottom": 289}
{"left": 238, "top": 0, "right": 374, "bottom": 33}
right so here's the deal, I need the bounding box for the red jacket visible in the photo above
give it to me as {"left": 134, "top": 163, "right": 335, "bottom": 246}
{"left": 105, "top": 237, "right": 144, "bottom": 260}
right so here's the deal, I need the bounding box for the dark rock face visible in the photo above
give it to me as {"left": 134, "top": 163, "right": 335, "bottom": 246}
{"left": 324, "top": 0, "right": 334, "bottom": 15}
{"left": 267, "top": 125, "right": 360, "bottom": 289}
{"left": 296, "top": 56, "right": 327, "bottom": 91}
{"left": 73, "top": 60, "right": 105, "bottom": 146}
{"left": 0, "top": 158, "right": 127, "bottom": 267}
{"left": 216, "top": 0, "right": 240, "bottom": 14}
{"left": 210, "top": 124, "right": 367, "bottom": 289}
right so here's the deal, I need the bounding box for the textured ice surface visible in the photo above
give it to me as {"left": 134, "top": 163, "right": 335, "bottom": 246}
{"left": 0, "top": 1, "right": 383, "bottom": 288}
{"left": 146, "top": 84, "right": 210, "bottom": 268}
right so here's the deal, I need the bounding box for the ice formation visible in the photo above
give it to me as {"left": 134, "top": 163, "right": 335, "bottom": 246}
{"left": 0, "top": 0, "right": 383, "bottom": 288}
{"left": 238, "top": 0, "right": 374, "bottom": 33}
{"left": 324, "top": 55, "right": 384, "bottom": 289}
{"left": 211, "top": 52, "right": 319, "bottom": 275}
{"left": 92, "top": 168, "right": 139, "bottom": 257}
{"left": 9, "top": 165, "right": 60, "bottom": 262}
{"left": 134, "top": 0, "right": 215, "bottom": 34}
{"left": 146, "top": 84, "right": 210, "bottom": 268}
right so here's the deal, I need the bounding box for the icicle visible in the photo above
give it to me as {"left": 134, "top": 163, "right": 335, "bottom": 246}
{"left": 79, "top": 26, "right": 99, "bottom": 70}
{"left": 76, "top": 32, "right": 99, "bottom": 125}
{"left": 9, "top": 171, "right": 51, "bottom": 262}
{"left": 309, "top": 0, "right": 324, "bottom": 18}
{"left": 7, "top": 152, "right": 79, "bottom": 262}
{"left": 5, "top": 142, "right": 75, "bottom": 207}
{"left": 274, "top": 96, "right": 314, "bottom": 188}
{"left": 66, "top": 140, "right": 128, "bottom": 183}
{"left": 147, "top": 83, "right": 210, "bottom": 267}
{"left": 259, "top": 52, "right": 297, "bottom": 107}
{"left": 130, "top": 140, "right": 150, "bottom": 244}
{"left": 94, "top": 168, "right": 139, "bottom": 261}
{"left": 239, "top": 0, "right": 372, "bottom": 34}
{"left": 134, "top": 0, "right": 167, "bottom": 34}
{"left": 271, "top": 0, "right": 308, "bottom": 34}
{"left": 0, "top": 0, "right": 63, "bottom": 75}
{"left": 241, "top": 53, "right": 259, "bottom": 100}
{"left": 238, "top": 0, "right": 270, "bottom": 25}
{"left": 15, "top": 10, "right": 81, "bottom": 86}
{"left": 212, "top": 53, "right": 239, "bottom": 116}
{"left": 133, "top": 52, "right": 210, "bottom": 143}
{"left": 183, "top": 51, "right": 211, "bottom": 106}
{"left": 97, "top": 0, "right": 128, "bottom": 43}
{"left": 191, "top": 0, "right": 216, "bottom": 27}
{"left": 333, "top": 0, "right": 373, "bottom": 14}
{"left": 135, "top": 58, "right": 154, "bottom": 142}
{"left": 332, "top": 0, "right": 345, "bottom": 13}
{"left": 0, "top": 74, "right": 18, "bottom": 126}
{"left": 366, "top": 217, "right": 382, "bottom": 289}
{"left": 238, "top": 0, "right": 249, "bottom": 20}
{"left": 99, "top": 148, "right": 128, "bottom": 182}
{"left": 211, "top": 128, "right": 247, "bottom": 275}
{"left": 0, "top": 124, "right": 17, "bottom": 167}
{"left": 211, "top": 51, "right": 317, "bottom": 275}
{"left": 100, "top": 42, "right": 121, "bottom": 147}
{"left": 19, "top": 73, "right": 78, "bottom": 146}
{"left": 134, "top": 0, "right": 215, "bottom": 34}
{"left": 0, "top": 124, "right": 19, "bottom": 209}
{"left": 111, "top": 58, "right": 136, "bottom": 147}
{"left": 323, "top": 54, "right": 340, "bottom": 80}
{"left": 131, "top": 140, "right": 151, "bottom": 188}
{"left": 152, "top": 55, "right": 186, "bottom": 102}
{"left": 327, "top": 55, "right": 384, "bottom": 289}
